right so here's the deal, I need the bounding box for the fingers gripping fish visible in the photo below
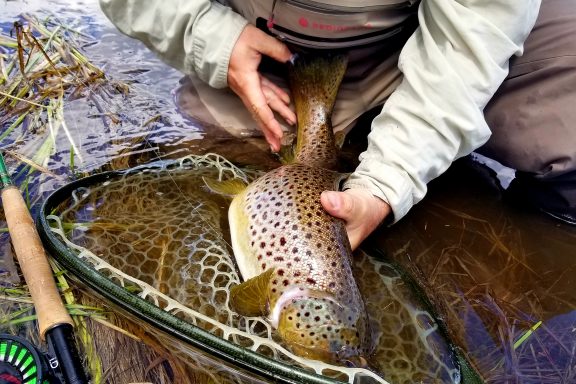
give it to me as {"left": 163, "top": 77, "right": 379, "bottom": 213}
{"left": 205, "top": 54, "right": 372, "bottom": 365}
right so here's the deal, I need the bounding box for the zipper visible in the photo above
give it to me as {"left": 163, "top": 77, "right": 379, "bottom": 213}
{"left": 282, "top": 0, "right": 416, "bottom": 13}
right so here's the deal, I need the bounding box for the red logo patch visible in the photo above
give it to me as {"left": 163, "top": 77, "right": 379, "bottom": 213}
{"left": 298, "top": 17, "right": 309, "bottom": 28}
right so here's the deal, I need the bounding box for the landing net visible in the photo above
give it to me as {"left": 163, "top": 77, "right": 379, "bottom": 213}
{"left": 39, "top": 153, "right": 460, "bottom": 384}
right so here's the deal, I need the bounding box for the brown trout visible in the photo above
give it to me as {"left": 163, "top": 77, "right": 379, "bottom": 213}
{"left": 206, "top": 54, "right": 371, "bottom": 365}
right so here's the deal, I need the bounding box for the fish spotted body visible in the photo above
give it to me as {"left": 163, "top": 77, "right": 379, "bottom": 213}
{"left": 208, "top": 54, "right": 371, "bottom": 364}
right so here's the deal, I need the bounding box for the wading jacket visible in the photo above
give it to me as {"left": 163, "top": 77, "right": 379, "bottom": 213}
{"left": 99, "top": 0, "right": 541, "bottom": 222}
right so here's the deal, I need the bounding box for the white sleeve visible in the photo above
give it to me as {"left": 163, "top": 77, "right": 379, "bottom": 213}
{"left": 99, "top": 0, "right": 248, "bottom": 88}
{"left": 344, "top": 0, "right": 541, "bottom": 221}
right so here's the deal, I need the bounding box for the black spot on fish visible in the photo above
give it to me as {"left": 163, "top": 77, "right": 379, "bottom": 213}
{"left": 278, "top": 269, "right": 285, "bottom": 276}
{"left": 306, "top": 278, "right": 316, "bottom": 285}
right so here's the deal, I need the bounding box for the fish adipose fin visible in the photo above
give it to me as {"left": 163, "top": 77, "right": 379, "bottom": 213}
{"left": 202, "top": 177, "right": 247, "bottom": 197}
{"left": 230, "top": 268, "right": 275, "bottom": 317}
{"left": 278, "top": 143, "right": 295, "bottom": 165}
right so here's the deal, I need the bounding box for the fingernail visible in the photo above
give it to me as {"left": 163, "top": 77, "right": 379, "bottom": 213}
{"left": 323, "top": 191, "right": 339, "bottom": 210}
{"left": 288, "top": 53, "right": 298, "bottom": 65}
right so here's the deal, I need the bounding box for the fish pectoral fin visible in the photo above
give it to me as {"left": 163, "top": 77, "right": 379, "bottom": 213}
{"left": 202, "top": 177, "right": 247, "bottom": 197}
{"left": 230, "top": 268, "right": 275, "bottom": 317}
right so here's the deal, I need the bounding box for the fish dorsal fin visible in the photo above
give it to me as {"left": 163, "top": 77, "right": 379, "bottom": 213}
{"left": 230, "top": 268, "right": 275, "bottom": 317}
{"left": 202, "top": 177, "right": 247, "bottom": 197}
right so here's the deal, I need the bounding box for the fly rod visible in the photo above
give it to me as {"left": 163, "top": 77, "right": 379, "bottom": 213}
{"left": 0, "top": 152, "right": 88, "bottom": 384}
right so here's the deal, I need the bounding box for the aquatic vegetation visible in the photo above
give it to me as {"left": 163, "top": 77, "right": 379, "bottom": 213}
{"left": 0, "top": 15, "right": 129, "bottom": 183}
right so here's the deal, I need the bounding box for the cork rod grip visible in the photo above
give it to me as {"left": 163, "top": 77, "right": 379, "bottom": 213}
{"left": 2, "top": 186, "right": 73, "bottom": 339}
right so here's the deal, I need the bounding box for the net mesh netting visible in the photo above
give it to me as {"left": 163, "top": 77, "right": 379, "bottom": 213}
{"left": 45, "top": 153, "right": 460, "bottom": 384}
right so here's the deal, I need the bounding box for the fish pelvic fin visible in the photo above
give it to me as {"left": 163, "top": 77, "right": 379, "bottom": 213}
{"left": 230, "top": 268, "right": 275, "bottom": 317}
{"left": 202, "top": 177, "right": 247, "bottom": 198}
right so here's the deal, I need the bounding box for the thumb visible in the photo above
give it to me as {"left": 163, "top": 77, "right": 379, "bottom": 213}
{"left": 321, "top": 191, "right": 354, "bottom": 221}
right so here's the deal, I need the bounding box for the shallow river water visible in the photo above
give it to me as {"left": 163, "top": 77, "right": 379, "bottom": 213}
{"left": 1, "top": 1, "right": 575, "bottom": 384}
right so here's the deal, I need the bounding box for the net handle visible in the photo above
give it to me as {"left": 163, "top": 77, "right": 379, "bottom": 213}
{"left": 1, "top": 152, "right": 88, "bottom": 384}
{"left": 1, "top": 185, "right": 74, "bottom": 336}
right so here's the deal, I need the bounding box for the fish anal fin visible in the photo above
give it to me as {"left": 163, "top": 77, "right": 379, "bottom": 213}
{"left": 230, "top": 268, "right": 275, "bottom": 317}
{"left": 202, "top": 177, "right": 247, "bottom": 197}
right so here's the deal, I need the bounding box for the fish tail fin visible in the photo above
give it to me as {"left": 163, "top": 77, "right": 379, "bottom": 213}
{"left": 288, "top": 53, "right": 348, "bottom": 115}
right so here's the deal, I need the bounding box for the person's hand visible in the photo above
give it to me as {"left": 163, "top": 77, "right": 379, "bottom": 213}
{"left": 228, "top": 25, "right": 296, "bottom": 152}
{"left": 321, "top": 189, "right": 391, "bottom": 250}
